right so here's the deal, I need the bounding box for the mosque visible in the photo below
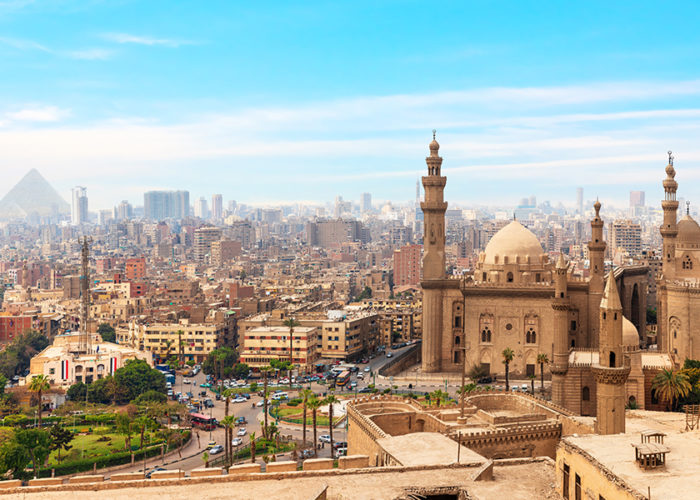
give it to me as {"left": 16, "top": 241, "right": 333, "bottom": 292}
{"left": 419, "top": 136, "right": 694, "bottom": 417}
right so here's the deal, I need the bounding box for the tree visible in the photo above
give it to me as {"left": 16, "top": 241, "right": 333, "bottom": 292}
{"left": 97, "top": 323, "right": 116, "bottom": 343}
{"left": 134, "top": 390, "right": 167, "bottom": 405}
{"left": 323, "top": 393, "right": 338, "bottom": 456}
{"left": 467, "top": 364, "right": 488, "bottom": 381}
{"left": 260, "top": 365, "right": 273, "bottom": 438}
{"left": 232, "top": 363, "right": 250, "bottom": 380}
{"left": 283, "top": 318, "right": 301, "bottom": 368}
{"left": 28, "top": 375, "right": 50, "bottom": 428}
{"left": 114, "top": 359, "right": 166, "bottom": 403}
{"left": 135, "top": 416, "right": 152, "bottom": 450}
{"left": 356, "top": 286, "right": 372, "bottom": 301}
{"left": 300, "top": 388, "right": 313, "bottom": 448}
{"left": 528, "top": 374, "right": 536, "bottom": 394}
{"left": 14, "top": 428, "right": 51, "bottom": 478}
{"left": 430, "top": 389, "right": 447, "bottom": 407}
{"left": 221, "top": 415, "right": 236, "bottom": 465}
{"left": 652, "top": 368, "right": 691, "bottom": 411}
{"left": 537, "top": 353, "right": 549, "bottom": 393}
{"left": 202, "top": 347, "right": 237, "bottom": 379}
{"left": 202, "top": 450, "right": 209, "bottom": 469}
{"left": 49, "top": 424, "right": 74, "bottom": 463}
{"left": 307, "top": 396, "right": 322, "bottom": 457}
{"left": 249, "top": 431, "right": 256, "bottom": 463}
{"left": 0, "top": 330, "right": 49, "bottom": 378}
{"left": 116, "top": 413, "right": 134, "bottom": 452}
{"left": 502, "top": 348, "right": 514, "bottom": 391}
{"left": 178, "top": 330, "right": 184, "bottom": 365}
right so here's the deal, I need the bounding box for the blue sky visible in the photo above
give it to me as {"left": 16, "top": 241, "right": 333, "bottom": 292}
{"left": 0, "top": 0, "right": 699, "bottom": 210}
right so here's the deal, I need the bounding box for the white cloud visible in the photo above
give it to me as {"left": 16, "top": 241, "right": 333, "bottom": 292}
{"left": 101, "top": 32, "right": 194, "bottom": 48}
{"left": 66, "top": 48, "right": 114, "bottom": 60}
{"left": 5, "top": 105, "right": 69, "bottom": 122}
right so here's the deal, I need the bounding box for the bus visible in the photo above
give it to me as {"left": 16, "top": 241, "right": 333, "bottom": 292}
{"left": 190, "top": 413, "right": 217, "bottom": 431}
{"left": 336, "top": 370, "right": 351, "bottom": 387}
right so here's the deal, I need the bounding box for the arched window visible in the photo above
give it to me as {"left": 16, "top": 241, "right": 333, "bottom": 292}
{"left": 481, "top": 328, "right": 492, "bottom": 343}
{"left": 454, "top": 351, "right": 460, "bottom": 363}
{"left": 609, "top": 351, "right": 616, "bottom": 367}
{"left": 507, "top": 272, "right": 514, "bottom": 283}
{"left": 455, "top": 336, "right": 460, "bottom": 345}
{"left": 582, "top": 386, "right": 590, "bottom": 401}
{"left": 526, "top": 328, "right": 536, "bottom": 344}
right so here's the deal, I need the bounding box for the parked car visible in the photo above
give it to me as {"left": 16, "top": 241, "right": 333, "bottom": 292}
{"left": 183, "top": 379, "right": 192, "bottom": 384}
{"left": 357, "top": 373, "right": 364, "bottom": 380}
{"left": 209, "top": 445, "right": 224, "bottom": 455}
{"left": 333, "top": 441, "right": 347, "bottom": 449}
{"left": 386, "top": 352, "right": 393, "bottom": 358}
{"left": 207, "top": 440, "right": 216, "bottom": 449}
{"left": 236, "top": 416, "right": 247, "bottom": 425}
{"left": 200, "top": 382, "right": 212, "bottom": 388}
{"left": 231, "top": 437, "right": 243, "bottom": 446}
{"left": 334, "top": 447, "right": 347, "bottom": 458}
{"left": 350, "top": 381, "right": 357, "bottom": 388}
{"left": 477, "top": 376, "right": 493, "bottom": 384}
{"left": 256, "top": 400, "right": 265, "bottom": 407}
{"left": 364, "top": 367, "right": 370, "bottom": 372}
{"left": 237, "top": 428, "right": 247, "bottom": 436}
{"left": 233, "top": 396, "right": 247, "bottom": 403}
{"left": 521, "top": 384, "right": 529, "bottom": 392}
{"left": 359, "top": 387, "right": 372, "bottom": 393}
{"left": 319, "top": 435, "right": 331, "bottom": 443}
{"left": 301, "top": 449, "right": 314, "bottom": 458}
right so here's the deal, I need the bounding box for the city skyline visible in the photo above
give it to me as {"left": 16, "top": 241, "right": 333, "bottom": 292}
{"left": 1, "top": 1, "right": 700, "bottom": 209}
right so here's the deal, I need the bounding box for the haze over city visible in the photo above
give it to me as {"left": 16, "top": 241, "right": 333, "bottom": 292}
{"left": 1, "top": 1, "right": 700, "bottom": 209}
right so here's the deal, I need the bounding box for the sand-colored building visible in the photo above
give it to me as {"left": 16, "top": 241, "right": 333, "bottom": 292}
{"left": 239, "top": 325, "right": 319, "bottom": 371}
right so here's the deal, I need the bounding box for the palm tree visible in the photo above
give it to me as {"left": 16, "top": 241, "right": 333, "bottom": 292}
{"left": 135, "top": 416, "right": 151, "bottom": 450}
{"left": 652, "top": 369, "right": 692, "bottom": 411}
{"left": 324, "top": 393, "right": 338, "bottom": 456}
{"left": 202, "top": 450, "right": 209, "bottom": 469}
{"left": 537, "top": 353, "right": 549, "bottom": 393}
{"left": 164, "top": 339, "right": 174, "bottom": 362}
{"left": 28, "top": 375, "right": 50, "bottom": 428}
{"left": 260, "top": 365, "right": 273, "bottom": 438}
{"left": 307, "top": 396, "right": 322, "bottom": 457}
{"left": 221, "top": 415, "right": 236, "bottom": 465}
{"left": 502, "top": 348, "right": 514, "bottom": 391}
{"left": 177, "top": 330, "right": 185, "bottom": 365}
{"left": 528, "top": 374, "right": 536, "bottom": 394}
{"left": 249, "top": 431, "right": 257, "bottom": 464}
{"left": 300, "top": 388, "right": 313, "bottom": 448}
{"left": 283, "top": 317, "right": 301, "bottom": 369}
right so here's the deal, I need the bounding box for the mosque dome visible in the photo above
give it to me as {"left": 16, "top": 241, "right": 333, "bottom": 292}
{"left": 483, "top": 220, "right": 545, "bottom": 265}
{"left": 677, "top": 215, "right": 700, "bottom": 247}
{"left": 622, "top": 316, "right": 640, "bottom": 348}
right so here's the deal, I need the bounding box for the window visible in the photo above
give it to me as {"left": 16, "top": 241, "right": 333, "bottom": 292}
{"left": 535, "top": 273, "right": 541, "bottom": 282}
{"left": 563, "top": 463, "right": 570, "bottom": 499}
{"left": 526, "top": 364, "right": 535, "bottom": 377}
{"left": 570, "top": 320, "right": 577, "bottom": 331}
{"left": 683, "top": 256, "right": 693, "bottom": 270}
{"left": 505, "top": 323, "right": 513, "bottom": 331}
{"left": 575, "top": 474, "right": 581, "bottom": 500}
{"left": 582, "top": 386, "right": 590, "bottom": 401}
{"left": 507, "top": 272, "right": 514, "bottom": 282}
{"left": 609, "top": 351, "right": 616, "bottom": 368}
{"left": 603, "top": 312, "right": 606, "bottom": 320}
{"left": 526, "top": 328, "right": 537, "bottom": 344}
{"left": 454, "top": 316, "right": 462, "bottom": 328}
{"left": 49, "top": 368, "right": 55, "bottom": 375}
{"left": 481, "top": 328, "right": 492, "bottom": 343}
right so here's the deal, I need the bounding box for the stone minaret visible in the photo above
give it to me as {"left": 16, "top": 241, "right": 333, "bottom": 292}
{"left": 587, "top": 200, "right": 606, "bottom": 347}
{"left": 661, "top": 151, "right": 678, "bottom": 280}
{"left": 421, "top": 131, "right": 447, "bottom": 373}
{"left": 593, "top": 272, "right": 630, "bottom": 435}
{"left": 551, "top": 253, "right": 570, "bottom": 407}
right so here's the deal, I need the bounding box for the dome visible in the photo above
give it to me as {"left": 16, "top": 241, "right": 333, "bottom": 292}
{"left": 483, "top": 220, "right": 545, "bottom": 265}
{"left": 677, "top": 215, "right": 700, "bottom": 247}
{"left": 622, "top": 316, "right": 640, "bottom": 348}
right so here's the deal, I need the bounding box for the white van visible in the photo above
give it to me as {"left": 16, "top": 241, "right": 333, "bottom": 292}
{"left": 271, "top": 392, "right": 288, "bottom": 401}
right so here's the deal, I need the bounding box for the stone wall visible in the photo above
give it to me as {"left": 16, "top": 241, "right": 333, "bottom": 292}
{"left": 379, "top": 343, "right": 421, "bottom": 376}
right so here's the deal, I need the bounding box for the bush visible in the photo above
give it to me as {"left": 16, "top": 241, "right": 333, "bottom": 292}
{"left": 133, "top": 390, "right": 167, "bottom": 405}
{"left": 287, "top": 398, "right": 302, "bottom": 406}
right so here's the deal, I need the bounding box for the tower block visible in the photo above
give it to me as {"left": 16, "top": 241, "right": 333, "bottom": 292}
{"left": 551, "top": 253, "right": 570, "bottom": 406}
{"left": 593, "top": 272, "right": 630, "bottom": 435}
{"left": 421, "top": 131, "right": 447, "bottom": 373}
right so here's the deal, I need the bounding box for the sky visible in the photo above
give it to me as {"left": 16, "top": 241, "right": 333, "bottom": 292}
{"left": 0, "top": 0, "right": 700, "bottom": 211}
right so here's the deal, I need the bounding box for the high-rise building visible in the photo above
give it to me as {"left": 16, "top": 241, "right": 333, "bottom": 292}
{"left": 71, "top": 186, "right": 88, "bottom": 225}
{"left": 211, "top": 194, "right": 223, "bottom": 220}
{"left": 306, "top": 219, "right": 362, "bottom": 247}
{"left": 609, "top": 219, "right": 642, "bottom": 257}
{"left": 194, "top": 197, "right": 209, "bottom": 219}
{"left": 143, "top": 191, "right": 189, "bottom": 220}
{"left": 576, "top": 187, "right": 583, "bottom": 214}
{"left": 194, "top": 226, "right": 222, "bottom": 262}
{"left": 360, "top": 193, "right": 372, "bottom": 213}
{"left": 116, "top": 200, "right": 133, "bottom": 221}
{"left": 630, "top": 190, "right": 645, "bottom": 211}
{"left": 393, "top": 244, "right": 422, "bottom": 286}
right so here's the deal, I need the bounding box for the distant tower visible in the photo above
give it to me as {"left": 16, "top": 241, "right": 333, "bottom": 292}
{"left": 211, "top": 194, "right": 223, "bottom": 221}
{"left": 421, "top": 131, "right": 447, "bottom": 372}
{"left": 551, "top": 253, "right": 570, "bottom": 407}
{"left": 79, "top": 236, "right": 92, "bottom": 353}
{"left": 360, "top": 193, "right": 372, "bottom": 214}
{"left": 661, "top": 151, "right": 679, "bottom": 280}
{"left": 587, "top": 199, "right": 606, "bottom": 347}
{"left": 576, "top": 187, "right": 583, "bottom": 215}
{"left": 593, "top": 272, "right": 630, "bottom": 435}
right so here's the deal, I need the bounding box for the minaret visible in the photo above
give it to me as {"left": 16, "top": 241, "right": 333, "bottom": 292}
{"left": 421, "top": 130, "right": 448, "bottom": 373}
{"left": 592, "top": 272, "right": 630, "bottom": 435}
{"left": 551, "top": 253, "right": 570, "bottom": 407}
{"left": 587, "top": 199, "right": 606, "bottom": 347}
{"left": 661, "top": 151, "right": 678, "bottom": 280}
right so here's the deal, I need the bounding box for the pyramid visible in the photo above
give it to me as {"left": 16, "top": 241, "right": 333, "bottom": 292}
{"left": 0, "top": 169, "right": 70, "bottom": 219}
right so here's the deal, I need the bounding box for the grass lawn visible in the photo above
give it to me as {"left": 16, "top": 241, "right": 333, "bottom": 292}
{"left": 48, "top": 429, "right": 160, "bottom": 465}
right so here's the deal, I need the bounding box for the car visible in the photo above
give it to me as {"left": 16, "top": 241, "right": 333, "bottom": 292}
{"left": 301, "top": 449, "right": 314, "bottom": 458}
{"left": 241, "top": 393, "right": 251, "bottom": 400}
{"left": 183, "top": 379, "right": 192, "bottom": 384}
{"left": 309, "top": 376, "right": 319, "bottom": 382}
{"left": 334, "top": 447, "right": 347, "bottom": 458}
{"left": 364, "top": 367, "right": 370, "bottom": 372}
{"left": 521, "top": 384, "right": 529, "bottom": 391}
{"left": 236, "top": 416, "right": 247, "bottom": 425}
{"left": 511, "top": 386, "right": 520, "bottom": 392}
{"left": 333, "top": 441, "right": 347, "bottom": 449}
{"left": 207, "top": 440, "right": 216, "bottom": 449}
{"left": 256, "top": 400, "right": 265, "bottom": 407}
{"left": 145, "top": 467, "right": 167, "bottom": 479}
{"left": 209, "top": 445, "right": 224, "bottom": 455}
{"left": 200, "top": 383, "right": 212, "bottom": 388}
{"left": 167, "top": 390, "right": 174, "bottom": 397}
{"left": 477, "top": 376, "right": 493, "bottom": 384}
{"left": 359, "top": 387, "right": 372, "bottom": 393}
{"left": 386, "top": 353, "right": 393, "bottom": 358}
{"left": 357, "top": 373, "right": 364, "bottom": 380}
{"left": 233, "top": 396, "right": 247, "bottom": 403}
{"left": 231, "top": 437, "right": 243, "bottom": 446}
{"left": 215, "top": 393, "right": 222, "bottom": 401}
{"left": 350, "top": 381, "right": 357, "bottom": 388}
{"left": 319, "top": 435, "right": 331, "bottom": 443}
{"left": 237, "top": 428, "right": 247, "bottom": 436}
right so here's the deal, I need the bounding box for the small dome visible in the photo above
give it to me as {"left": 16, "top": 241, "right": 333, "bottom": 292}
{"left": 622, "top": 316, "right": 640, "bottom": 347}
{"left": 665, "top": 163, "right": 676, "bottom": 178}
{"left": 429, "top": 130, "right": 439, "bottom": 152}
{"left": 677, "top": 215, "right": 700, "bottom": 247}
{"left": 483, "top": 220, "right": 544, "bottom": 266}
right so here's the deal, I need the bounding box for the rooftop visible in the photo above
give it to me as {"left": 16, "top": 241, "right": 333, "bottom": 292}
{"left": 376, "top": 432, "right": 486, "bottom": 467}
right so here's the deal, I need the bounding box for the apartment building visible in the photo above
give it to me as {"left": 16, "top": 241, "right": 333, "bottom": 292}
{"left": 239, "top": 325, "right": 319, "bottom": 372}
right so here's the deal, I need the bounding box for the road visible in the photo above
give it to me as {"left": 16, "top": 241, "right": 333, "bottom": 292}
{"left": 107, "top": 344, "right": 549, "bottom": 476}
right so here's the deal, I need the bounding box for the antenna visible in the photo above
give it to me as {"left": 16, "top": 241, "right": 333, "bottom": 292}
{"left": 687, "top": 201, "right": 691, "bottom": 216}
{"left": 79, "top": 236, "right": 93, "bottom": 353}
{"left": 668, "top": 150, "right": 674, "bottom": 166}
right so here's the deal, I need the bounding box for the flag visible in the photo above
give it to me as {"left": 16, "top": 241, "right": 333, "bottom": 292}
{"left": 110, "top": 357, "right": 118, "bottom": 374}
{"left": 61, "top": 359, "right": 69, "bottom": 380}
